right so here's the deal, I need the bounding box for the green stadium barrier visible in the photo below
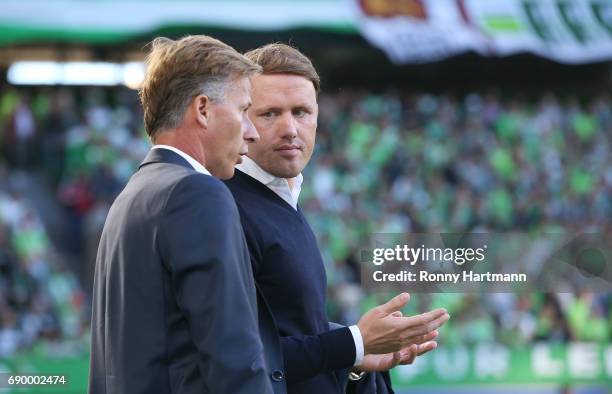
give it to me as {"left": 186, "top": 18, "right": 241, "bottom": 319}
{"left": 0, "top": 343, "right": 610, "bottom": 393}
{"left": 0, "top": 351, "right": 88, "bottom": 394}
{"left": 391, "top": 343, "right": 612, "bottom": 388}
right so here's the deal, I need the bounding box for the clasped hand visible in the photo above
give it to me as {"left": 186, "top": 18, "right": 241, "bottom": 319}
{"left": 354, "top": 293, "right": 450, "bottom": 372}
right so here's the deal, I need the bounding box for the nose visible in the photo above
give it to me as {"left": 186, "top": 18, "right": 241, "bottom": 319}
{"left": 243, "top": 114, "right": 260, "bottom": 143}
{"left": 279, "top": 113, "right": 298, "bottom": 140}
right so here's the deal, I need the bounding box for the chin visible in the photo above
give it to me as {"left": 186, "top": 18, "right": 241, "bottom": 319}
{"left": 222, "top": 167, "right": 236, "bottom": 180}
{"left": 260, "top": 159, "right": 302, "bottom": 178}
{"left": 284, "top": 163, "right": 304, "bottom": 177}
{"left": 275, "top": 167, "right": 301, "bottom": 179}
{"left": 212, "top": 167, "right": 235, "bottom": 180}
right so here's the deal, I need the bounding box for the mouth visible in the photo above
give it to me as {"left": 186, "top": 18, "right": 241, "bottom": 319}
{"left": 275, "top": 144, "right": 303, "bottom": 157}
{"left": 275, "top": 144, "right": 302, "bottom": 151}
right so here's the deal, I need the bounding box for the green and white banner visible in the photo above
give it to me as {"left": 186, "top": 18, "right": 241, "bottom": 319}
{"left": 0, "top": 0, "right": 355, "bottom": 46}
{"left": 1, "top": 0, "right": 612, "bottom": 64}
{"left": 356, "top": 0, "right": 612, "bottom": 64}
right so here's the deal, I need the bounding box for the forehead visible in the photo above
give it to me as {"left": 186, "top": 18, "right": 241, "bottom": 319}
{"left": 250, "top": 74, "right": 316, "bottom": 106}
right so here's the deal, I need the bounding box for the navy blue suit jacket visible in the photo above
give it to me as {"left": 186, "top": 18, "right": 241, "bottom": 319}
{"left": 89, "top": 149, "right": 286, "bottom": 394}
{"left": 225, "top": 170, "right": 357, "bottom": 393}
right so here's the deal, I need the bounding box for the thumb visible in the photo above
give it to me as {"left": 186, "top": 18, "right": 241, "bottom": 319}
{"left": 378, "top": 293, "right": 410, "bottom": 315}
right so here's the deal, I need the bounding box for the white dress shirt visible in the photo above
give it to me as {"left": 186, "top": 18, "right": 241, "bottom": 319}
{"left": 236, "top": 156, "right": 365, "bottom": 366}
{"left": 236, "top": 156, "right": 303, "bottom": 209}
{"left": 151, "top": 145, "right": 211, "bottom": 176}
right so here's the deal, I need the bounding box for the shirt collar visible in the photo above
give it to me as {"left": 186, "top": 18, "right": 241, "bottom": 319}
{"left": 236, "top": 155, "right": 276, "bottom": 185}
{"left": 236, "top": 156, "right": 303, "bottom": 209}
{"left": 151, "top": 145, "right": 211, "bottom": 176}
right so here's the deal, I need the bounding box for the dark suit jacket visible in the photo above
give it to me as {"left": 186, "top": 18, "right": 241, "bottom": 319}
{"left": 225, "top": 169, "right": 394, "bottom": 394}
{"left": 88, "top": 149, "right": 284, "bottom": 394}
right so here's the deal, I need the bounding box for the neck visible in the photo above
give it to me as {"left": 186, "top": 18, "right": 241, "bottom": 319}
{"left": 154, "top": 130, "right": 206, "bottom": 167}
{"left": 286, "top": 177, "right": 295, "bottom": 190}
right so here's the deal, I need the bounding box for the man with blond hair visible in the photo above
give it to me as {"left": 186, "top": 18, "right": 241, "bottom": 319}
{"left": 225, "top": 43, "right": 449, "bottom": 393}
{"left": 89, "top": 35, "right": 284, "bottom": 394}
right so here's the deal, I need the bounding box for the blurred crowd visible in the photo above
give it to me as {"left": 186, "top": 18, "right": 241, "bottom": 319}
{"left": 0, "top": 87, "right": 148, "bottom": 357}
{"left": 0, "top": 174, "right": 87, "bottom": 357}
{"left": 0, "top": 86, "right": 610, "bottom": 356}
{"left": 309, "top": 90, "right": 611, "bottom": 346}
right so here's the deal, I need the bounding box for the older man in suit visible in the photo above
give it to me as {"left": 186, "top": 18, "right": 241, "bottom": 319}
{"left": 88, "top": 35, "right": 285, "bottom": 394}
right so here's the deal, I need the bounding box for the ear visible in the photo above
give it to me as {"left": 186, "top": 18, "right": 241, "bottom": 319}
{"left": 193, "top": 94, "right": 212, "bottom": 129}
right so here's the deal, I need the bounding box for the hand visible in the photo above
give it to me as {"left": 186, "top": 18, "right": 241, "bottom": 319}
{"left": 357, "top": 293, "right": 449, "bottom": 355}
{"left": 354, "top": 330, "right": 439, "bottom": 372}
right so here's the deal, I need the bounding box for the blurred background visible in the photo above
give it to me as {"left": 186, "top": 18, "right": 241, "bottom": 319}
{"left": 0, "top": 0, "right": 610, "bottom": 393}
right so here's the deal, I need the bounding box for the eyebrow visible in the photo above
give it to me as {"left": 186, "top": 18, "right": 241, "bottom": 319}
{"left": 255, "top": 106, "right": 282, "bottom": 113}
{"left": 256, "top": 104, "right": 313, "bottom": 112}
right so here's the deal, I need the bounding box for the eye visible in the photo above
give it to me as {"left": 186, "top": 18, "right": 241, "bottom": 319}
{"left": 261, "top": 111, "right": 276, "bottom": 119}
{"left": 293, "top": 108, "right": 308, "bottom": 117}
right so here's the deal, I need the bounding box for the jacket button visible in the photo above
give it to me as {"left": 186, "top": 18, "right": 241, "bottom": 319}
{"left": 271, "top": 370, "right": 284, "bottom": 382}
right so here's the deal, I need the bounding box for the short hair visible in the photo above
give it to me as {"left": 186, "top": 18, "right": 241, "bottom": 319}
{"left": 244, "top": 43, "right": 320, "bottom": 94}
{"left": 139, "top": 35, "right": 261, "bottom": 140}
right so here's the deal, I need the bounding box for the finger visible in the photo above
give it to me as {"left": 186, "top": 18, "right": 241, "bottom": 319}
{"left": 400, "top": 344, "right": 418, "bottom": 365}
{"left": 408, "top": 346, "right": 417, "bottom": 364}
{"left": 391, "top": 311, "right": 403, "bottom": 317}
{"left": 396, "top": 308, "right": 448, "bottom": 330}
{"left": 416, "top": 341, "right": 437, "bottom": 356}
{"left": 421, "top": 330, "right": 439, "bottom": 343}
{"left": 375, "top": 352, "right": 400, "bottom": 372}
{"left": 378, "top": 293, "right": 410, "bottom": 315}
{"left": 392, "top": 350, "right": 402, "bottom": 365}
{"left": 378, "top": 352, "right": 401, "bottom": 371}
{"left": 399, "top": 311, "right": 450, "bottom": 338}
{"left": 398, "top": 332, "right": 436, "bottom": 353}
{"left": 404, "top": 329, "right": 438, "bottom": 346}
{"left": 398, "top": 317, "right": 447, "bottom": 347}
{"left": 399, "top": 341, "right": 438, "bottom": 365}
{"left": 408, "top": 333, "right": 426, "bottom": 345}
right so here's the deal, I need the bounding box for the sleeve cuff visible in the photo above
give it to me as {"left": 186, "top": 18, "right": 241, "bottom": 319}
{"left": 348, "top": 325, "right": 365, "bottom": 366}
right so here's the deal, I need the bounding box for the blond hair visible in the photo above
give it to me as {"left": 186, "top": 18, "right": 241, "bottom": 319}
{"left": 140, "top": 35, "right": 260, "bottom": 139}
{"left": 244, "top": 43, "right": 320, "bottom": 93}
